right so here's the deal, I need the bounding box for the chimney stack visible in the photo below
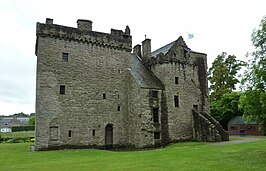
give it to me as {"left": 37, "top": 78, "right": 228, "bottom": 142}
{"left": 46, "top": 18, "right": 53, "bottom": 24}
{"left": 142, "top": 38, "right": 151, "bottom": 60}
{"left": 77, "top": 19, "right": 93, "bottom": 31}
{"left": 133, "top": 44, "right": 142, "bottom": 57}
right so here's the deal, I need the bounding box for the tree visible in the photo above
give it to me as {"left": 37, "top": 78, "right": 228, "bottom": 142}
{"left": 208, "top": 52, "right": 246, "bottom": 101}
{"left": 211, "top": 92, "right": 243, "bottom": 129}
{"left": 29, "top": 116, "right": 35, "bottom": 126}
{"left": 241, "top": 16, "right": 266, "bottom": 128}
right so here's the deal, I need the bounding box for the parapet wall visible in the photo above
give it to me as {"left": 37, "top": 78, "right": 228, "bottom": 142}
{"left": 36, "top": 20, "right": 132, "bottom": 53}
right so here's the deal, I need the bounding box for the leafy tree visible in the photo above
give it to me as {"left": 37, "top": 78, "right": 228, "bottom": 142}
{"left": 208, "top": 52, "right": 246, "bottom": 101}
{"left": 11, "top": 112, "right": 29, "bottom": 118}
{"left": 241, "top": 16, "right": 266, "bottom": 128}
{"left": 29, "top": 116, "right": 35, "bottom": 126}
{"left": 211, "top": 92, "right": 243, "bottom": 130}
{"left": 29, "top": 113, "right": 35, "bottom": 117}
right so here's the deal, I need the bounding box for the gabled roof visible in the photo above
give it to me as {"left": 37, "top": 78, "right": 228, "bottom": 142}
{"left": 129, "top": 54, "right": 165, "bottom": 90}
{"left": 151, "top": 36, "right": 188, "bottom": 58}
{"left": 151, "top": 41, "right": 175, "bottom": 57}
{"left": 228, "top": 116, "right": 257, "bottom": 125}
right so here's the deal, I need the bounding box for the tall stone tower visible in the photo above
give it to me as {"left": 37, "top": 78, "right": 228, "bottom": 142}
{"left": 35, "top": 18, "right": 132, "bottom": 150}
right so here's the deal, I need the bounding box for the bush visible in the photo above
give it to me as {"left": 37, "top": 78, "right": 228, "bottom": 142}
{"left": 4, "top": 137, "right": 32, "bottom": 143}
{"left": 12, "top": 126, "right": 35, "bottom": 132}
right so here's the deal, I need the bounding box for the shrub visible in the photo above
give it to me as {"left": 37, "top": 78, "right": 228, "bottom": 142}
{"left": 12, "top": 126, "right": 35, "bottom": 132}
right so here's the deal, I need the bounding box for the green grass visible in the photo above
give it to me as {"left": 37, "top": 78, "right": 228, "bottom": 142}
{"left": 0, "top": 140, "right": 265, "bottom": 171}
{"left": 0, "top": 131, "right": 35, "bottom": 138}
{"left": 229, "top": 136, "right": 242, "bottom": 141}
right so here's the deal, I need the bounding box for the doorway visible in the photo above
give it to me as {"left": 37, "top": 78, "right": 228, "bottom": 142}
{"left": 105, "top": 124, "right": 113, "bottom": 146}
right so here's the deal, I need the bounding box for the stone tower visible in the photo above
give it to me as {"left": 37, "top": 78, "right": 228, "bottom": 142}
{"left": 35, "top": 18, "right": 228, "bottom": 151}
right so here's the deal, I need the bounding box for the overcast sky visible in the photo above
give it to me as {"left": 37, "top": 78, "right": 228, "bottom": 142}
{"left": 0, "top": 0, "right": 265, "bottom": 115}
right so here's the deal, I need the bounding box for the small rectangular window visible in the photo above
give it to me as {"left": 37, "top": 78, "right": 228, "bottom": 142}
{"left": 154, "top": 132, "right": 160, "bottom": 139}
{"left": 193, "top": 105, "right": 198, "bottom": 111}
{"left": 103, "top": 93, "right": 106, "bottom": 99}
{"left": 62, "top": 52, "right": 68, "bottom": 62}
{"left": 92, "top": 130, "right": 95, "bottom": 136}
{"left": 230, "top": 126, "right": 236, "bottom": 130}
{"left": 68, "top": 130, "right": 72, "bottom": 137}
{"left": 117, "top": 106, "right": 121, "bottom": 111}
{"left": 174, "top": 95, "right": 179, "bottom": 107}
{"left": 60, "top": 85, "right": 65, "bottom": 95}
{"left": 175, "top": 77, "right": 179, "bottom": 84}
{"left": 151, "top": 90, "right": 158, "bottom": 98}
{"left": 153, "top": 108, "right": 159, "bottom": 123}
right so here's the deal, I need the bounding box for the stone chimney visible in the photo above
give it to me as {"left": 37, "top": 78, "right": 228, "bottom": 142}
{"left": 142, "top": 38, "right": 151, "bottom": 60}
{"left": 46, "top": 18, "right": 53, "bottom": 24}
{"left": 133, "top": 44, "right": 142, "bottom": 57}
{"left": 77, "top": 19, "right": 93, "bottom": 31}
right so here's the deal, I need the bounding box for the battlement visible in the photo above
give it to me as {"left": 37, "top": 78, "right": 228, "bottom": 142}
{"left": 36, "top": 18, "right": 132, "bottom": 52}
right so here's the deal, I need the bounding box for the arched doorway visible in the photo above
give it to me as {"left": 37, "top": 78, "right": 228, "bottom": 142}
{"left": 105, "top": 124, "right": 113, "bottom": 146}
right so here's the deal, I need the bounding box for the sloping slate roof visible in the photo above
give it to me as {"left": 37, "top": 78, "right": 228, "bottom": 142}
{"left": 228, "top": 116, "right": 257, "bottom": 125}
{"left": 129, "top": 54, "right": 164, "bottom": 90}
{"left": 151, "top": 41, "right": 175, "bottom": 57}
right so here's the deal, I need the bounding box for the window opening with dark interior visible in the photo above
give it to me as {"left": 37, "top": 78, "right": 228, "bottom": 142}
{"left": 151, "top": 90, "right": 158, "bottom": 98}
{"left": 103, "top": 93, "right": 106, "bottom": 99}
{"left": 62, "top": 52, "right": 68, "bottom": 62}
{"left": 68, "top": 130, "right": 72, "bottom": 137}
{"left": 154, "top": 132, "right": 160, "bottom": 139}
{"left": 92, "top": 130, "right": 95, "bottom": 136}
{"left": 175, "top": 77, "right": 179, "bottom": 84}
{"left": 60, "top": 85, "right": 65, "bottom": 95}
{"left": 174, "top": 95, "right": 179, "bottom": 107}
{"left": 117, "top": 105, "right": 121, "bottom": 111}
{"left": 153, "top": 108, "right": 159, "bottom": 123}
{"left": 193, "top": 105, "right": 198, "bottom": 111}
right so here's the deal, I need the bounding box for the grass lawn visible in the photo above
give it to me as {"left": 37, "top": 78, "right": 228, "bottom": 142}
{"left": 0, "top": 140, "right": 265, "bottom": 171}
{"left": 0, "top": 131, "right": 35, "bottom": 138}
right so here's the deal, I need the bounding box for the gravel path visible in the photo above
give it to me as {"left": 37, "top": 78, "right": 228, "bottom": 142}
{"left": 210, "top": 136, "right": 264, "bottom": 146}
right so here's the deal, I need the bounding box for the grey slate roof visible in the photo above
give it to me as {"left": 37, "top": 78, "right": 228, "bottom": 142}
{"left": 228, "top": 116, "right": 257, "bottom": 125}
{"left": 129, "top": 54, "right": 165, "bottom": 90}
{"left": 151, "top": 41, "right": 175, "bottom": 57}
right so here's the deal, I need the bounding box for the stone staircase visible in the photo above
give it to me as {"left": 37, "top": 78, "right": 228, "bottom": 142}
{"left": 192, "top": 110, "right": 229, "bottom": 142}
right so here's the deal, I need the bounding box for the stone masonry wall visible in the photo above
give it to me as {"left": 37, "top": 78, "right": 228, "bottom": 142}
{"left": 152, "top": 63, "right": 201, "bottom": 141}
{"left": 35, "top": 22, "right": 132, "bottom": 150}
{"left": 126, "top": 72, "right": 163, "bottom": 148}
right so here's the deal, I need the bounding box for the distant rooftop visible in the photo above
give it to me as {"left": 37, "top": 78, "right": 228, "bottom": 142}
{"left": 228, "top": 116, "right": 257, "bottom": 125}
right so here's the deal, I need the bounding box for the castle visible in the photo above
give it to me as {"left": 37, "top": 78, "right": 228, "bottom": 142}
{"left": 35, "top": 18, "right": 228, "bottom": 151}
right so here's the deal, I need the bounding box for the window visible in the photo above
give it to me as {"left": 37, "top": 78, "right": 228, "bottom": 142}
{"left": 92, "top": 130, "right": 95, "bottom": 136}
{"left": 154, "top": 132, "right": 160, "bottom": 139}
{"left": 175, "top": 77, "right": 179, "bottom": 84}
{"left": 68, "top": 130, "right": 72, "bottom": 137}
{"left": 173, "top": 53, "right": 176, "bottom": 57}
{"left": 193, "top": 105, "right": 198, "bottom": 111}
{"left": 153, "top": 108, "right": 159, "bottom": 123}
{"left": 174, "top": 95, "right": 179, "bottom": 107}
{"left": 103, "top": 93, "right": 106, "bottom": 99}
{"left": 151, "top": 90, "right": 158, "bottom": 98}
{"left": 60, "top": 85, "right": 65, "bottom": 95}
{"left": 230, "top": 126, "right": 237, "bottom": 130}
{"left": 62, "top": 52, "right": 68, "bottom": 62}
{"left": 117, "top": 105, "right": 121, "bottom": 111}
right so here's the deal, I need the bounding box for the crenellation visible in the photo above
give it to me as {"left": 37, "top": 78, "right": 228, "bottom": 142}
{"left": 36, "top": 21, "right": 132, "bottom": 52}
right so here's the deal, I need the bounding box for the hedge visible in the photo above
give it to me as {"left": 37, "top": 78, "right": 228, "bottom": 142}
{"left": 12, "top": 126, "right": 35, "bottom": 132}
